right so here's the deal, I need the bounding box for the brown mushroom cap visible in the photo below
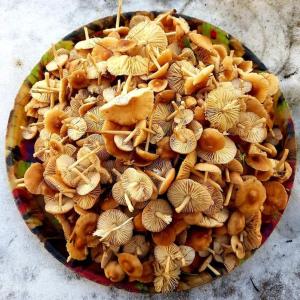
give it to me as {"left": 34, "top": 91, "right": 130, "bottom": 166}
{"left": 176, "top": 150, "right": 197, "bottom": 180}
{"left": 129, "top": 260, "right": 154, "bottom": 283}
{"left": 186, "top": 228, "right": 212, "bottom": 251}
{"left": 152, "top": 225, "right": 177, "bottom": 246}
{"left": 167, "top": 179, "right": 213, "bottom": 213}
{"left": 94, "top": 209, "right": 133, "bottom": 246}
{"left": 148, "top": 79, "right": 168, "bottom": 93}
{"left": 230, "top": 235, "right": 245, "bottom": 259}
{"left": 235, "top": 178, "right": 266, "bottom": 215}
{"left": 198, "top": 135, "right": 237, "bottom": 164}
{"left": 198, "top": 128, "right": 226, "bottom": 152}
{"left": 104, "top": 261, "right": 126, "bottom": 282}
{"left": 142, "top": 199, "right": 173, "bottom": 232}
{"left": 246, "top": 154, "right": 272, "bottom": 171}
{"left": 118, "top": 253, "right": 143, "bottom": 277}
{"left": 263, "top": 181, "right": 288, "bottom": 215}
{"left": 243, "top": 211, "right": 262, "bottom": 250}
{"left": 100, "top": 88, "right": 154, "bottom": 126}
{"left": 227, "top": 211, "right": 245, "bottom": 235}
{"left": 170, "top": 128, "right": 197, "bottom": 154}
{"left": 44, "top": 109, "right": 67, "bottom": 134}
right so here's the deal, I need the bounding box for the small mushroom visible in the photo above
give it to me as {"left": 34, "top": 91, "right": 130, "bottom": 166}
{"left": 235, "top": 178, "right": 266, "bottom": 216}
{"left": 170, "top": 127, "right": 197, "bottom": 154}
{"left": 148, "top": 79, "right": 168, "bottom": 93}
{"left": 93, "top": 209, "right": 133, "bottom": 246}
{"left": 179, "top": 245, "right": 195, "bottom": 267}
{"left": 67, "top": 117, "right": 87, "bottom": 141}
{"left": 104, "top": 261, "right": 126, "bottom": 282}
{"left": 142, "top": 199, "right": 173, "bottom": 232}
{"left": 73, "top": 187, "right": 101, "bottom": 209}
{"left": 167, "top": 179, "right": 213, "bottom": 213}
{"left": 246, "top": 153, "right": 272, "bottom": 171}
{"left": 123, "top": 235, "right": 150, "bottom": 257}
{"left": 194, "top": 163, "right": 221, "bottom": 183}
{"left": 114, "top": 135, "right": 134, "bottom": 152}
{"left": 118, "top": 253, "right": 143, "bottom": 277}
{"left": 129, "top": 260, "right": 154, "bottom": 283}
{"left": 145, "top": 168, "right": 175, "bottom": 195}
{"left": 186, "top": 228, "right": 212, "bottom": 251}
{"left": 243, "top": 211, "right": 262, "bottom": 251}
{"left": 154, "top": 244, "right": 183, "bottom": 272}
{"left": 263, "top": 181, "right": 288, "bottom": 215}
{"left": 44, "top": 109, "right": 68, "bottom": 134}
{"left": 152, "top": 225, "right": 177, "bottom": 246}
{"left": 198, "top": 254, "right": 221, "bottom": 276}
{"left": 45, "top": 193, "right": 74, "bottom": 214}
{"left": 230, "top": 235, "right": 245, "bottom": 259}
{"left": 227, "top": 211, "right": 245, "bottom": 236}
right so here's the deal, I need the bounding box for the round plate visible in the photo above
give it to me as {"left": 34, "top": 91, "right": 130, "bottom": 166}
{"left": 5, "top": 11, "right": 297, "bottom": 293}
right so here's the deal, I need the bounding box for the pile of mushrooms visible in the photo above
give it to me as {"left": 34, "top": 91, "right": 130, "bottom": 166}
{"left": 17, "top": 3, "right": 292, "bottom": 293}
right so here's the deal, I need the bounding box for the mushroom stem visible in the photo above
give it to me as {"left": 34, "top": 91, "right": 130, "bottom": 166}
{"left": 112, "top": 168, "right": 122, "bottom": 178}
{"left": 165, "top": 256, "right": 171, "bottom": 275}
{"left": 240, "top": 232, "right": 244, "bottom": 242}
{"left": 84, "top": 26, "right": 89, "bottom": 40}
{"left": 123, "top": 127, "right": 138, "bottom": 144}
{"left": 224, "top": 183, "right": 234, "bottom": 206}
{"left": 155, "top": 211, "right": 172, "bottom": 224}
{"left": 142, "top": 127, "right": 156, "bottom": 134}
{"left": 124, "top": 193, "right": 134, "bottom": 212}
{"left": 122, "top": 74, "right": 132, "bottom": 95}
{"left": 136, "top": 246, "right": 142, "bottom": 256}
{"left": 98, "top": 130, "right": 132, "bottom": 135}
{"left": 165, "top": 101, "right": 180, "bottom": 121}
{"left": 269, "top": 127, "right": 275, "bottom": 138}
{"left": 95, "top": 217, "right": 134, "bottom": 241}
{"left": 117, "top": 79, "right": 122, "bottom": 94}
{"left": 45, "top": 72, "right": 50, "bottom": 87}
{"left": 207, "top": 264, "right": 221, "bottom": 276}
{"left": 275, "top": 148, "right": 289, "bottom": 171}
{"left": 144, "top": 170, "right": 165, "bottom": 182}
{"left": 68, "top": 146, "right": 101, "bottom": 170}
{"left": 204, "top": 171, "right": 208, "bottom": 182}
{"left": 255, "top": 143, "right": 273, "bottom": 154}
{"left": 145, "top": 109, "right": 154, "bottom": 152}
{"left": 33, "top": 148, "right": 47, "bottom": 157}
{"left": 191, "top": 169, "right": 223, "bottom": 191}
{"left": 207, "top": 248, "right": 215, "bottom": 255}
{"left": 225, "top": 168, "right": 230, "bottom": 183}
{"left": 58, "top": 192, "right": 63, "bottom": 211}
{"left": 175, "top": 195, "right": 190, "bottom": 213}
{"left": 148, "top": 47, "right": 161, "bottom": 70}
{"left": 32, "top": 86, "right": 60, "bottom": 92}
{"left": 165, "top": 31, "right": 176, "bottom": 36}
{"left": 15, "top": 178, "right": 24, "bottom": 184}
{"left": 29, "top": 122, "right": 44, "bottom": 127}
{"left": 181, "top": 257, "right": 187, "bottom": 267}
{"left": 115, "top": 0, "right": 122, "bottom": 29}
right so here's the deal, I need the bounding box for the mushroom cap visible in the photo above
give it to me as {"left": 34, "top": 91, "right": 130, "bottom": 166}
{"left": 170, "top": 128, "right": 197, "bottom": 154}
{"left": 179, "top": 245, "right": 195, "bottom": 266}
{"left": 75, "top": 37, "right": 102, "bottom": 50}
{"left": 112, "top": 181, "right": 128, "bottom": 207}
{"left": 263, "top": 181, "right": 288, "bottom": 215}
{"left": 94, "top": 209, "right": 133, "bottom": 246}
{"left": 129, "top": 14, "right": 151, "bottom": 28}
{"left": 186, "top": 228, "right": 212, "bottom": 251}
{"left": 223, "top": 254, "right": 238, "bottom": 272}
{"left": 167, "top": 179, "right": 213, "bottom": 213}
{"left": 100, "top": 88, "right": 154, "bottom": 126}
{"left": 230, "top": 235, "right": 245, "bottom": 259}
{"left": 24, "top": 162, "right": 49, "bottom": 195}
{"left": 227, "top": 211, "right": 245, "bottom": 235}
{"left": 243, "top": 211, "right": 262, "bottom": 250}
{"left": 225, "top": 159, "right": 243, "bottom": 174}
{"left": 150, "top": 124, "right": 165, "bottom": 144}
{"left": 241, "top": 95, "right": 268, "bottom": 119}
{"left": 152, "top": 103, "right": 173, "bottom": 134}
{"left": 246, "top": 154, "right": 272, "bottom": 171}
{"left": 107, "top": 55, "right": 149, "bottom": 76}
{"left": 205, "top": 85, "right": 241, "bottom": 131}
{"left": 145, "top": 158, "right": 172, "bottom": 177}
{"left": 73, "top": 187, "right": 101, "bottom": 209}
{"left": 235, "top": 178, "right": 266, "bottom": 215}
{"left": 45, "top": 195, "right": 74, "bottom": 214}
{"left": 123, "top": 235, "right": 150, "bottom": 257}
{"left": 44, "top": 109, "right": 67, "bottom": 134}
{"left": 176, "top": 150, "right": 197, "bottom": 180}
{"left": 174, "top": 109, "right": 194, "bottom": 125}
{"left": 83, "top": 106, "right": 105, "bottom": 132}
{"left": 189, "top": 32, "right": 213, "bottom": 53}
{"left": 76, "top": 171, "right": 100, "bottom": 196}
{"left": 232, "top": 112, "right": 267, "bottom": 143}
{"left": 135, "top": 147, "right": 159, "bottom": 162}
{"left": 194, "top": 163, "right": 222, "bottom": 174}
{"left": 148, "top": 79, "right": 168, "bottom": 93}
{"left": 158, "top": 168, "right": 176, "bottom": 195}
{"left": 118, "top": 253, "right": 143, "bottom": 277}
{"left": 152, "top": 225, "right": 177, "bottom": 246}
{"left": 261, "top": 72, "right": 279, "bottom": 96}
{"left": 67, "top": 117, "right": 87, "bottom": 141}
{"left": 121, "top": 168, "right": 153, "bottom": 202}
{"left": 197, "top": 136, "right": 237, "bottom": 164}
{"left": 127, "top": 21, "right": 168, "bottom": 52}
{"left": 201, "top": 182, "right": 224, "bottom": 216}
{"left": 44, "top": 174, "right": 75, "bottom": 197}
{"left": 21, "top": 125, "right": 38, "bottom": 140}
{"left": 114, "top": 135, "right": 134, "bottom": 152}
{"left": 154, "top": 243, "right": 183, "bottom": 268}
{"left": 142, "top": 199, "right": 173, "bottom": 232}
{"left": 104, "top": 261, "right": 126, "bottom": 282}
{"left": 198, "top": 128, "right": 226, "bottom": 152}
{"left": 133, "top": 120, "right": 148, "bottom": 147}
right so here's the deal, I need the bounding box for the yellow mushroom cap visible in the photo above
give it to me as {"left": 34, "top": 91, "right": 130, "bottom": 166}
{"left": 99, "top": 88, "right": 154, "bottom": 126}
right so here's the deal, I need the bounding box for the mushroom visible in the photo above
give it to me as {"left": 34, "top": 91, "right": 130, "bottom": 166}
{"left": 179, "top": 245, "right": 195, "bottom": 267}
{"left": 107, "top": 55, "right": 149, "bottom": 76}
{"left": 263, "top": 181, "right": 288, "bottom": 215}
{"left": 198, "top": 254, "right": 221, "bottom": 276}
{"left": 205, "top": 85, "right": 241, "bottom": 132}
{"left": 142, "top": 199, "right": 173, "bottom": 232}
{"left": 112, "top": 181, "right": 135, "bottom": 212}
{"left": 148, "top": 79, "right": 168, "bottom": 93}
{"left": 223, "top": 171, "right": 244, "bottom": 207}
{"left": 146, "top": 46, "right": 170, "bottom": 80}
{"left": 243, "top": 211, "right": 262, "bottom": 251}
{"left": 114, "top": 134, "right": 134, "bottom": 152}
{"left": 152, "top": 103, "right": 173, "bottom": 134}
{"left": 104, "top": 261, "right": 126, "bottom": 282}
{"left": 235, "top": 178, "right": 266, "bottom": 215}
{"left": 187, "top": 120, "right": 203, "bottom": 140}
{"left": 186, "top": 228, "right": 212, "bottom": 251}
{"left": 93, "top": 209, "right": 133, "bottom": 246}
{"left": 197, "top": 129, "right": 237, "bottom": 164}
{"left": 167, "top": 179, "right": 213, "bottom": 213}
{"left": 227, "top": 211, "right": 245, "bottom": 236}
{"left": 129, "top": 260, "right": 154, "bottom": 283}
{"left": 20, "top": 124, "right": 38, "bottom": 140}
{"left": 170, "top": 127, "right": 197, "bottom": 154}
{"left": 194, "top": 163, "right": 222, "bottom": 183}
{"left": 167, "top": 61, "right": 192, "bottom": 94}
{"left": 46, "top": 45, "right": 69, "bottom": 73}
{"left": 223, "top": 253, "right": 238, "bottom": 272}
{"left": 118, "top": 253, "right": 143, "bottom": 277}
{"left": 74, "top": 27, "right": 102, "bottom": 50}
{"left": 45, "top": 193, "right": 74, "bottom": 214}
{"left": 153, "top": 262, "right": 180, "bottom": 293}
{"left": 246, "top": 153, "right": 272, "bottom": 171}
{"left": 99, "top": 88, "right": 154, "bottom": 126}
{"left": 154, "top": 244, "right": 183, "bottom": 272}
{"left": 44, "top": 109, "right": 68, "bottom": 134}
{"left": 127, "top": 20, "right": 168, "bottom": 53}
{"left": 123, "top": 235, "right": 150, "bottom": 257}
{"left": 66, "top": 117, "right": 87, "bottom": 141}
{"left": 230, "top": 235, "right": 245, "bottom": 259}
{"left": 152, "top": 225, "right": 177, "bottom": 246}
